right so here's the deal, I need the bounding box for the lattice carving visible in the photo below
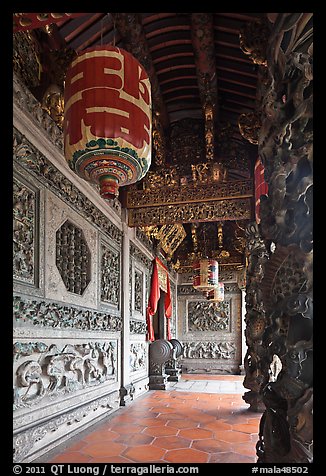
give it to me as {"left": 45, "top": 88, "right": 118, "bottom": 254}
{"left": 55, "top": 220, "right": 91, "bottom": 295}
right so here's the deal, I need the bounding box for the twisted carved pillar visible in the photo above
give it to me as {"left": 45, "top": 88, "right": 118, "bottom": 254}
{"left": 255, "top": 13, "right": 313, "bottom": 463}
{"left": 242, "top": 222, "right": 269, "bottom": 412}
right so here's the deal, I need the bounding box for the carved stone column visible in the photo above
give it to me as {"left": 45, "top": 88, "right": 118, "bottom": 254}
{"left": 255, "top": 13, "right": 313, "bottom": 463}
{"left": 120, "top": 218, "right": 133, "bottom": 405}
{"left": 242, "top": 222, "right": 269, "bottom": 412}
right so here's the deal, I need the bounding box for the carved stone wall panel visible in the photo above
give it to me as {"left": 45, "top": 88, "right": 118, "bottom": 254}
{"left": 129, "top": 342, "right": 148, "bottom": 376}
{"left": 13, "top": 338, "right": 119, "bottom": 415}
{"left": 13, "top": 391, "right": 120, "bottom": 463}
{"left": 44, "top": 190, "right": 98, "bottom": 308}
{"left": 178, "top": 290, "right": 242, "bottom": 374}
{"left": 177, "top": 269, "right": 239, "bottom": 286}
{"left": 13, "top": 176, "right": 37, "bottom": 286}
{"left": 187, "top": 300, "right": 230, "bottom": 332}
{"left": 129, "top": 243, "right": 151, "bottom": 321}
{"left": 100, "top": 240, "right": 120, "bottom": 309}
{"left": 13, "top": 166, "right": 45, "bottom": 299}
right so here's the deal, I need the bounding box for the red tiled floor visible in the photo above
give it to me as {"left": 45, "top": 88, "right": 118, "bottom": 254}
{"left": 44, "top": 375, "right": 262, "bottom": 464}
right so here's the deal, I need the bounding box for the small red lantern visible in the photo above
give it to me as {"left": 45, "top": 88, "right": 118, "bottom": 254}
{"left": 64, "top": 46, "right": 152, "bottom": 200}
{"left": 193, "top": 259, "right": 219, "bottom": 293}
{"left": 207, "top": 282, "right": 224, "bottom": 302}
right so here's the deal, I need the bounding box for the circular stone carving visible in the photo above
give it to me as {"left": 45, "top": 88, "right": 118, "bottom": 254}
{"left": 169, "top": 339, "right": 183, "bottom": 358}
{"left": 149, "top": 339, "right": 173, "bottom": 364}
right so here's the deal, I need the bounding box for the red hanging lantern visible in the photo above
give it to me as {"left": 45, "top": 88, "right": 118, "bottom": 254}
{"left": 63, "top": 46, "right": 152, "bottom": 200}
{"left": 207, "top": 282, "right": 224, "bottom": 302}
{"left": 193, "top": 259, "right": 219, "bottom": 294}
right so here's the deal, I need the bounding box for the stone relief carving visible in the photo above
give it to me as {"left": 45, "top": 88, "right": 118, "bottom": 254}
{"left": 130, "top": 320, "right": 147, "bottom": 334}
{"left": 13, "top": 177, "right": 37, "bottom": 285}
{"left": 55, "top": 220, "right": 91, "bottom": 295}
{"left": 129, "top": 343, "right": 147, "bottom": 373}
{"left": 13, "top": 392, "right": 118, "bottom": 463}
{"left": 13, "top": 128, "right": 122, "bottom": 245}
{"left": 101, "top": 242, "right": 120, "bottom": 306}
{"left": 13, "top": 295, "right": 122, "bottom": 332}
{"left": 188, "top": 301, "right": 230, "bottom": 332}
{"left": 134, "top": 270, "right": 143, "bottom": 313}
{"left": 13, "top": 341, "right": 117, "bottom": 410}
{"left": 182, "top": 341, "right": 236, "bottom": 359}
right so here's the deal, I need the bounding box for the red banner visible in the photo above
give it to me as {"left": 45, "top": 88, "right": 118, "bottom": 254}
{"left": 146, "top": 258, "right": 172, "bottom": 341}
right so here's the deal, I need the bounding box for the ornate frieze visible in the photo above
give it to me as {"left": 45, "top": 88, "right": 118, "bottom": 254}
{"left": 55, "top": 220, "right": 91, "bottom": 295}
{"left": 127, "top": 179, "right": 253, "bottom": 208}
{"left": 13, "top": 129, "right": 122, "bottom": 245}
{"left": 128, "top": 198, "right": 252, "bottom": 227}
{"left": 13, "top": 341, "right": 117, "bottom": 411}
{"left": 13, "top": 177, "right": 37, "bottom": 285}
{"left": 187, "top": 301, "right": 230, "bottom": 332}
{"left": 100, "top": 242, "right": 120, "bottom": 306}
{"left": 13, "top": 392, "right": 118, "bottom": 463}
{"left": 130, "top": 320, "right": 147, "bottom": 334}
{"left": 129, "top": 343, "right": 147, "bottom": 373}
{"left": 182, "top": 341, "right": 236, "bottom": 359}
{"left": 135, "top": 227, "right": 155, "bottom": 253}
{"left": 13, "top": 295, "right": 122, "bottom": 332}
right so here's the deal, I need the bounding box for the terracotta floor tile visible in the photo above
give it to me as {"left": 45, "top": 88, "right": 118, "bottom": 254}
{"left": 152, "top": 435, "right": 191, "bottom": 450}
{"left": 82, "top": 442, "right": 127, "bottom": 458}
{"left": 215, "top": 430, "right": 252, "bottom": 443}
{"left": 179, "top": 428, "right": 213, "bottom": 439}
{"left": 192, "top": 438, "right": 232, "bottom": 453}
{"left": 50, "top": 452, "right": 92, "bottom": 463}
{"left": 166, "top": 419, "right": 199, "bottom": 429}
{"left": 209, "top": 452, "right": 256, "bottom": 463}
{"left": 232, "top": 422, "right": 260, "bottom": 434}
{"left": 42, "top": 376, "right": 259, "bottom": 464}
{"left": 109, "top": 423, "right": 146, "bottom": 434}
{"left": 82, "top": 430, "right": 120, "bottom": 443}
{"left": 144, "top": 426, "right": 178, "bottom": 437}
{"left": 123, "top": 445, "right": 166, "bottom": 462}
{"left": 164, "top": 448, "right": 209, "bottom": 463}
{"left": 231, "top": 442, "right": 258, "bottom": 456}
{"left": 89, "top": 456, "right": 133, "bottom": 463}
{"left": 114, "top": 433, "right": 155, "bottom": 445}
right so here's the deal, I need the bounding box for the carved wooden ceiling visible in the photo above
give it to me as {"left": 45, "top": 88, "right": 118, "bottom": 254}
{"left": 13, "top": 12, "right": 269, "bottom": 271}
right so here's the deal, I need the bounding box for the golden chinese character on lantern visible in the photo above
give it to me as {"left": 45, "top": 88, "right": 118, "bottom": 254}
{"left": 63, "top": 46, "right": 152, "bottom": 200}
{"left": 193, "top": 259, "right": 219, "bottom": 294}
{"left": 207, "top": 282, "right": 224, "bottom": 302}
